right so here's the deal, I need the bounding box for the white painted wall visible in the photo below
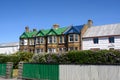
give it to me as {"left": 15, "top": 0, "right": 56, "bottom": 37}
{"left": 0, "top": 42, "right": 19, "bottom": 54}
{"left": 0, "top": 46, "right": 19, "bottom": 54}
{"left": 82, "top": 36, "right": 120, "bottom": 50}
{"left": 60, "top": 65, "right": 120, "bottom": 80}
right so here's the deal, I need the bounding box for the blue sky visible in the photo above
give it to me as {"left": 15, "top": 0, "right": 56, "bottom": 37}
{"left": 0, "top": 0, "right": 120, "bottom": 43}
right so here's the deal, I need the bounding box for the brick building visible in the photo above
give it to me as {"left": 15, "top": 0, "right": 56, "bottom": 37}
{"left": 19, "top": 20, "right": 90, "bottom": 53}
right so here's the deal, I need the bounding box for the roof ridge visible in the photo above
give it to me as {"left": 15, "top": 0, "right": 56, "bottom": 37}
{"left": 93, "top": 23, "right": 120, "bottom": 27}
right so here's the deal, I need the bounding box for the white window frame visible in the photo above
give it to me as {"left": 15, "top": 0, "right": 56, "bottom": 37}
{"left": 36, "top": 38, "right": 40, "bottom": 44}
{"left": 75, "top": 34, "right": 78, "bottom": 41}
{"left": 68, "top": 47, "right": 74, "bottom": 51}
{"left": 20, "top": 39, "right": 24, "bottom": 45}
{"left": 36, "top": 48, "right": 44, "bottom": 53}
{"left": 59, "top": 48, "right": 66, "bottom": 52}
{"left": 29, "top": 39, "right": 34, "bottom": 45}
{"left": 69, "top": 34, "right": 79, "bottom": 42}
{"left": 59, "top": 36, "right": 62, "bottom": 43}
{"left": 69, "top": 34, "right": 74, "bottom": 42}
{"left": 53, "top": 36, "right": 57, "bottom": 43}
{"left": 36, "top": 37, "right": 44, "bottom": 44}
{"left": 59, "top": 36, "right": 65, "bottom": 43}
{"left": 48, "top": 36, "right": 57, "bottom": 43}
{"left": 40, "top": 37, "right": 44, "bottom": 44}
{"left": 24, "top": 39, "right": 28, "bottom": 45}
{"left": 48, "top": 48, "right": 56, "bottom": 53}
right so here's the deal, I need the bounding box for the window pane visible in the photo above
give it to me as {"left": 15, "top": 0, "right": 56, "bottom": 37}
{"left": 93, "top": 38, "right": 98, "bottom": 44}
{"left": 69, "top": 34, "right": 74, "bottom": 42}
{"left": 53, "top": 36, "right": 57, "bottom": 43}
{"left": 63, "top": 36, "right": 65, "bottom": 43}
{"left": 75, "top": 34, "right": 78, "bottom": 41}
{"left": 36, "top": 38, "right": 40, "bottom": 44}
{"left": 40, "top": 37, "right": 44, "bottom": 43}
{"left": 69, "top": 47, "right": 74, "bottom": 51}
{"left": 20, "top": 40, "right": 24, "bottom": 45}
{"left": 109, "top": 37, "right": 114, "bottom": 43}
{"left": 59, "top": 36, "right": 62, "bottom": 43}
{"left": 36, "top": 49, "right": 40, "bottom": 53}
{"left": 48, "top": 36, "right": 52, "bottom": 43}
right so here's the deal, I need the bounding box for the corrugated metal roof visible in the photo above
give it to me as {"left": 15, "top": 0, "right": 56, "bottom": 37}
{"left": 0, "top": 42, "right": 19, "bottom": 47}
{"left": 83, "top": 24, "right": 120, "bottom": 38}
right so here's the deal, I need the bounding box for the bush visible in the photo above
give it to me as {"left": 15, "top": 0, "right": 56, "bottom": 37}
{"left": 31, "top": 50, "right": 120, "bottom": 64}
{"left": 0, "top": 51, "right": 33, "bottom": 68}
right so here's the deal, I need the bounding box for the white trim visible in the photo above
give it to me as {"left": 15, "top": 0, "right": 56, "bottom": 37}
{"left": 68, "top": 34, "right": 79, "bottom": 42}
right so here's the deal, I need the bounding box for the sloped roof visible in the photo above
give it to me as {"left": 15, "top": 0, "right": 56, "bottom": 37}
{"left": 20, "top": 31, "right": 38, "bottom": 38}
{"left": 47, "top": 27, "right": 67, "bottom": 35}
{"left": 36, "top": 29, "right": 50, "bottom": 37}
{"left": 0, "top": 42, "right": 19, "bottom": 47}
{"left": 83, "top": 24, "right": 120, "bottom": 38}
{"left": 63, "top": 25, "right": 84, "bottom": 34}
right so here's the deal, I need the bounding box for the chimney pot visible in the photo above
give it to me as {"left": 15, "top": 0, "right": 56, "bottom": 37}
{"left": 87, "top": 19, "right": 93, "bottom": 27}
{"left": 53, "top": 24, "right": 59, "bottom": 29}
{"left": 25, "top": 26, "right": 29, "bottom": 32}
{"left": 33, "top": 29, "right": 37, "bottom": 32}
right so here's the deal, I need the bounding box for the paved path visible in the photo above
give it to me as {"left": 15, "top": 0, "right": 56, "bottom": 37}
{"left": 0, "top": 78, "right": 17, "bottom": 80}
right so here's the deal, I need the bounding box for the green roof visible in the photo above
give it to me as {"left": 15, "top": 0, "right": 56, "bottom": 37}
{"left": 47, "top": 27, "right": 67, "bottom": 35}
{"left": 20, "top": 27, "right": 68, "bottom": 38}
{"left": 20, "top": 31, "right": 38, "bottom": 38}
{"left": 36, "top": 29, "right": 50, "bottom": 37}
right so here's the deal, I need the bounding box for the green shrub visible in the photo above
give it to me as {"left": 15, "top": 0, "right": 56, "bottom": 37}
{"left": 31, "top": 50, "right": 120, "bottom": 64}
{"left": 0, "top": 51, "right": 33, "bottom": 68}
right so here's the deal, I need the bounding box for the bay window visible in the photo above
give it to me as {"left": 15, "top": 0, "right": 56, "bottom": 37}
{"left": 29, "top": 39, "right": 34, "bottom": 45}
{"left": 69, "top": 34, "right": 74, "bottom": 42}
{"left": 36, "top": 48, "right": 44, "bottom": 53}
{"left": 59, "top": 36, "right": 65, "bottom": 43}
{"left": 69, "top": 34, "right": 79, "bottom": 42}
{"left": 36, "top": 37, "right": 44, "bottom": 44}
{"left": 48, "top": 48, "right": 56, "bottom": 53}
{"left": 48, "top": 36, "right": 57, "bottom": 43}
{"left": 20, "top": 39, "right": 28, "bottom": 45}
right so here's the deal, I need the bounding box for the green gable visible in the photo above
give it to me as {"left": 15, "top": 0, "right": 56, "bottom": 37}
{"left": 47, "top": 27, "right": 67, "bottom": 35}
{"left": 20, "top": 31, "right": 38, "bottom": 38}
{"left": 36, "top": 29, "right": 50, "bottom": 37}
{"left": 20, "top": 27, "right": 68, "bottom": 38}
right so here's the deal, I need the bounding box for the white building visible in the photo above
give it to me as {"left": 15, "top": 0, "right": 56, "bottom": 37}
{"left": 0, "top": 42, "right": 19, "bottom": 54}
{"left": 82, "top": 24, "right": 120, "bottom": 50}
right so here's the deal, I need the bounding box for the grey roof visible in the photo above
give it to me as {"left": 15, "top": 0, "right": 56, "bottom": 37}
{"left": 83, "top": 23, "right": 120, "bottom": 38}
{"left": 0, "top": 42, "right": 19, "bottom": 47}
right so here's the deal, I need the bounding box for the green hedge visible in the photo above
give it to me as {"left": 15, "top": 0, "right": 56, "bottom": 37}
{"left": 0, "top": 52, "right": 33, "bottom": 68}
{"left": 0, "top": 50, "right": 120, "bottom": 68}
{"left": 31, "top": 50, "right": 120, "bottom": 64}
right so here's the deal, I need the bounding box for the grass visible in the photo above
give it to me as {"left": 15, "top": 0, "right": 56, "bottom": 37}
{"left": 12, "top": 69, "right": 18, "bottom": 78}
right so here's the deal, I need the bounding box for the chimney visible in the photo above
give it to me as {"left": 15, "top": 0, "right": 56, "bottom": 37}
{"left": 33, "top": 28, "right": 37, "bottom": 32}
{"left": 25, "top": 26, "right": 29, "bottom": 32}
{"left": 87, "top": 19, "right": 93, "bottom": 27}
{"left": 53, "top": 24, "right": 59, "bottom": 29}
